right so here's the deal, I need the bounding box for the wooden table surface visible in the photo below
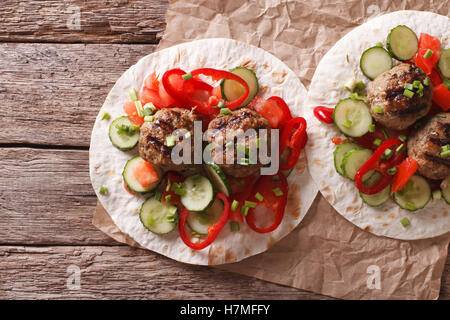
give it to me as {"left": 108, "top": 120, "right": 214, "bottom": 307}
{"left": 0, "top": 0, "right": 449, "bottom": 300}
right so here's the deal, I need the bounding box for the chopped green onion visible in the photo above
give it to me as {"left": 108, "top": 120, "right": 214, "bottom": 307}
{"left": 382, "top": 148, "right": 393, "bottom": 160}
{"left": 255, "top": 192, "right": 264, "bottom": 202}
{"left": 342, "top": 119, "right": 352, "bottom": 128}
{"left": 225, "top": 141, "right": 233, "bottom": 148}
{"left": 144, "top": 115, "right": 155, "bottom": 122}
{"left": 143, "top": 103, "right": 156, "bottom": 116}
{"left": 166, "top": 178, "right": 171, "bottom": 192}
{"left": 237, "top": 158, "right": 250, "bottom": 166}
{"left": 440, "top": 150, "right": 450, "bottom": 158}
{"left": 231, "top": 200, "right": 239, "bottom": 211}
{"left": 256, "top": 138, "right": 260, "bottom": 148}
{"left": 376, "top": 42, "right": 383, "bottom": 48}
{"left": 405, "top": 202, "right": 415, "bottom": 211}
{"left": 172, "top": 182, "right": 185, "bottom": 196}
{"left": 99, "top": 186, "right": 108, "bottom": 195}
{"left": 387, "top": 167, "right": 397, "bottom": 175}
{"left": 184, "top": 131, "right": 191, "bottom": 139}
{"left": 398, "top": 134, "right": 407, "bottom": 142}
{"left": 433, "top": 189, "right": 442, "bottom": 200}
{"left": 423, "top": 49, "right": 434, "bottom": 59}
{"left": 241, "top": 206, "right": 249, "bottom": 216}
{"left": 135, "top": 101, "right": 144, "bottom": 117}
{"left": 412, "top": 80, "right": 422, "bottom": 89}
{"left": 396, "top": 143, "right": 405, "bottom": 154}
{"left": 272, "top": 187, "right": 284, "bottom": 197}
{"left": 244, "top": 201, "right": 257, "bottom": 208}
{"left": 217, "top": 101, "right": 226, "bottom": 109}
{"left": 166, "top": 135, "right": 176, "bottom": 147}
{"left": 350, "top": 92, "right": 366, "bottom": 101}
{"left": 355, "top": 81, "right": 365, "bottom": 93}
{"left": 128, "top": 88, "right": 138, "bottom": 101}
{"left": 442, "top": 145, "right": 450, "bottom": 152}
{"left": 403, "top": 89, "right": 414, "bottom": 99}
{"left": 101, "top": 112, "right": 110, "bottom": 120}
{"left": 165, "top": 195, "right": 172, "bottom": 203}
{"left": 220, "top": 107, "right": 231, "bottom": 115}
{"left": 404, "top": 83, "right": 414, "bottom": 91}
{"left": 182, "top": 73, "right": 193, "bottom": 81}
{"left": 154, "top": 190, "right": 162, "bottom": 201}
{"left": 423, "top": 77, "right": 430, "bottom": 86}
{"left": 437, "top": 113, "right": 446, "bottom": 118}
{"left": 116, "top": 124, "right": 139, "bottom": 135}
{"left": 230, "top": 221, "right": 240, "bottom": 232}
{"left": 344, "top": 78, "right": 357, "bottom": 92}
{"left": 346, "top": 54, "right": 350, "bottom": 63}
{"left": 373, "top": 138, "right": 382, "bottom": 147}
{"left": 400, "top": 217, "right": 410, "bottom": 227}
{"left": 373, "top": 106, "right": 384, "bottom": 114}
{"left": 368, "top": 124, "right": 376, "bottom": 133}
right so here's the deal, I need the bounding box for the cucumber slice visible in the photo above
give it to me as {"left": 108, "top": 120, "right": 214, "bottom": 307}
{"left": 187, "top": 198, "right": 224, "bottom": 235}
{"left": 341, "top": 148, "right": 373, "bottom": 181}
{"left": 139, "top": 197, "right": 178, "bottom": 234}
{"left": 109, "top": 116, "right": 140, "bottom": 151}
{"left": 204, "top": 163, "right": 231, "bottom": 197}
{"left": 181, "top": 174, "right": 215, "bottom": 212}
{"left": 333, "top": 142, "right": 360, "bottom": 176}
{"left": 221, "top": 67, "right": 258, "bottom": 107}
{"left": 123, "top": 156, "right": 162, "bottom": 194}
{"left": 440, "top": 176, "right": 450, "bottom": 205}
{"left": 360, "top": 173, "right": 391, "bottom": 207}
{"left": 333, "top": 98, "right": 373, "bottom": 137}
{"left": 360, "top": 46, "right": 393, "bottom": 80}
{"left": 438, "top": 49, "right": 450, "bottom": 78}
{"left": 393, "top": 175, "right": 431, "bottom": 211}
{"left": 386, "top": 25, "right": 419, "bottom": 61}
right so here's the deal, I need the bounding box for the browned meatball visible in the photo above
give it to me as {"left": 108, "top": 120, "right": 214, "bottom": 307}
{"left": 367, "top": 63, "right": 433, "bottom": 130}
{"left": 139, "top": 108, "right": 200, "bottom": 173}
{"left": 407, "top": 113, "right": 450, "bottom": 180}
{"left": 207, "top": 108, "right": 271, "bottom": 178}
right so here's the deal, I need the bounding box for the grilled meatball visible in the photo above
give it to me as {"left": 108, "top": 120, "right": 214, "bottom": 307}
{"left": 139, "top": 108, "right": 200, "bottom": 174}
{"left": 367, "top": 63, "right": 433, "bottom": 130}
{"left": 207, "top": 108, "right": 271, "bottom": 178}
{"left": 407, "top": 113, "right": 450, "bottom": 180}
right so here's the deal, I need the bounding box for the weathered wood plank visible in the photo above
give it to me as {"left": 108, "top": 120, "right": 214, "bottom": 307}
{"left": 0, "top": 147, "right": 114, "bottom": 245}
{"left": 0, "top": 0, "right": 168, "bottom": 44}
{"left": 0, "top": 43, "right": 156, "bottom": 146}
{"left": 0, "top": 245, "right": 334, "bottom": 300}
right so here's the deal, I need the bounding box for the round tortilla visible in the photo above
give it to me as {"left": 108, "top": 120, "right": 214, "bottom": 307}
{"left": 304, "top": 11, "right": 450, "bottom": 240}
{"left": 89, "top": 38, "right": 318, "bottom": 265}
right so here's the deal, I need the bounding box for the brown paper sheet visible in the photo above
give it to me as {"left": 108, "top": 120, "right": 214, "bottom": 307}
{"left": 93, "top": 0, "right": 450, "bottom": 299}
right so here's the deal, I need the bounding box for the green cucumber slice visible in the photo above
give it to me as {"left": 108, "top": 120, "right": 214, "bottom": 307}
{"left": 441, "top": 176, "right": 450, "bottom": 205}
{"left": 109, "top": 116, "right": 140, "bottom": 151}
{"left": 139, "top": 197, "right": 178, "bottom": 234}
{"left": 333, "top": 98, "right": 373, "bottom": 137}
{"left": 122, "top": 156, "right": 162, "bottom": 194}
{"left": 386, "top": 25, "right": 419, "bottom": 61}
{"left": 221, "top": 67, "right": 258, "bottom": 107}
{"left": 438, "top": 49, "right": 450, "bottom": 78}
{"left": 180, "top": 174, "right": 215, "bottom": 211}
{"left": 341, "top": 148, "right": 373, "bottom": 181}
{"left": 393, "top": 175, "right": 431, "bottom": 211}
{"left": 187, "top": 198, "right": 224, "bottom": 235}
{"left": 204, "top": 163, "right": 231, "bottom": 197}
{"left": 360, "top": 46, "right": 393, "bottom": 80}
{"left": 333, "top": 142, "right": 360, "bottom": 176}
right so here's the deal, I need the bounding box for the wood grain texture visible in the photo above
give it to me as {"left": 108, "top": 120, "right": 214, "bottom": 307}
{"left": 0, "top": 43, "right": 155, "bottom": 146}
{"left": 0, "top": 245, "right": 333, "bottom": 300}
{"left": 0, "top": 0, "right": 168, "bottom": 44}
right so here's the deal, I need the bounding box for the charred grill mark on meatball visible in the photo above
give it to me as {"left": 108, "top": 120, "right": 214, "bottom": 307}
{"left": 146, "top": 135, "right": 172, "bottom": 158}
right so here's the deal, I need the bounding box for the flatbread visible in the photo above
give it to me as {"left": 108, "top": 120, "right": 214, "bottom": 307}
{"left": 304, "top": 11, "right": 450, "bottom": 240}
{"left": 89, "top": 38, "right": 318, "bottom": 265}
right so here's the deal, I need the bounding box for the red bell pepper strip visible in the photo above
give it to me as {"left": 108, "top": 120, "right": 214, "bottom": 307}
{"left": 161, "top": 68, "right": 189, "bottom": 107}
{"left": 313, "top": 106, "right": 334, "bottom": 124}
{"left": 178, "top": 193, "right": 230, "bottom": 250}
{"left": 279, "top": 117, "right": 308, "bottom": 170}
{"left": 182, "top": 77, "right": 215, "bottom": 114}
{"left": 355, "top": 138, "right": 404, "bottom": 195}
{"left": 246, "top": 172, "right": 288, "bottom": 233}
{"left": 392, "top": 157, "right": 418, "bottom": 194}
{"left": 189, "top": 68, "right": 249, "bottom": 110}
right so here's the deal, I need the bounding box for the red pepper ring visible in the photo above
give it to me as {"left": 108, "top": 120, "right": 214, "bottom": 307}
{"left": 181, "top": 77, "right": 214, "bottom": 114}
{"left": 355, "top": 138, "right": 402, "bottom": 195}
{"left": 313, "top": 106, "right": 334, "bottom": 124}
{"left": 279, "top": 117, "right": 308, "bottom": 171}
{"left": 190, "top": 68, "right": 250, "bottom": 110}
{"left": 246, "top": 172, "right": 288, "bottom": 234}
{"left": 178, "top": 193, "right": 230, "bottom": 250}
{"left": 161, "top": 68, "right": 189, "bottom": 107}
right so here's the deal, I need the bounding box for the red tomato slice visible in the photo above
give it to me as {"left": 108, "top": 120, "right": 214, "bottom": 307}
{"left": 432, "top": 84, "right": 450, "bottom": 111}
{"left": 144, "top": 72, "right": 160, "bottom": 91}
{"left": 158, "top": 81, "right": 178, "bottom": 107}
{"left": 392, "top": 158, "right": 418, "bottom": 194}
{"left": 123, "top": 101, "right": 144, "bottom": 125}
{"left": 414, "top": 48, "right": 441, "bottom": 75}
{"left": 250, "top": 97, "right": 287, "bottom": 128}
{"left": 141, "top": 87, "right": 164, "bottom": 109}
{"left": 133, "top": 161, "right": 159, "bottom": 188}
{"left": 429, "top": 68, "right": 443, "bottom": 87}
{"left": 419, "top": 33, "right": 441, "bottom": 53}
{"left": 161, "top": 172, "right": 184, "bottom": 206}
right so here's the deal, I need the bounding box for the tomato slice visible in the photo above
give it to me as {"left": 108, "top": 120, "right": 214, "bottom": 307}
{"left": 141, "top": 87, "right": 164, "bottom": 109}
{"left": 144, "top": 72, "right": 160, "bottom": 91}
{"left": 158, "top": 81, "right": 178, "bottom": 108}
{"left": 161, "top": 172, "right": 184, "bottom": 205}
{"left": 392, "top": 158, "right": 418, "bottom": 194}
{"left": 133, "top": 161, "right": 159, "bottom": 188}
{"left": 432, "top": 84, "right": 450, "bottom": 111}
{"left": 414, "top": 48, "right": 441, "bottom": 75}
{"left": 123, "top": 101, "right": 144, "bottom": 125}
{"left": 429, "top": 68, "right": 443, "bottom": 87}
{"left": 419, "top": 33, "right": 441, "bottom": 53}
{"left": 250, "top": 96, "right": 291, "bottom": 129}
